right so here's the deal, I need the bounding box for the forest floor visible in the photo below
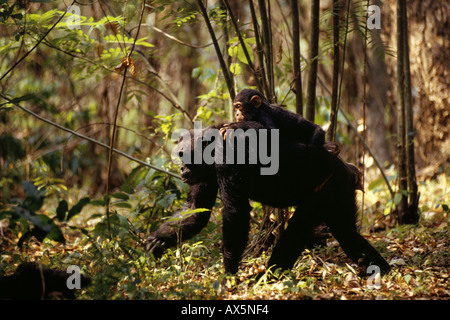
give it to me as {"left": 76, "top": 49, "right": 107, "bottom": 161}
{"left": 0, "top": 174, "right": 448, "bottom": 300}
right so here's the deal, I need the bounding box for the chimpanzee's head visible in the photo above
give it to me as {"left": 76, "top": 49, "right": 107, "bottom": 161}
{"left": 173, "top": 128, "right": 216, "bottom": 185}
{"left": 233, "top": 89, "right": 267, "bottom": 122}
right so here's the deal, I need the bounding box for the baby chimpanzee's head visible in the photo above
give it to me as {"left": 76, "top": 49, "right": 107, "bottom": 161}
{"left": 233, "top": 89, "right": 268, "bottom": 122}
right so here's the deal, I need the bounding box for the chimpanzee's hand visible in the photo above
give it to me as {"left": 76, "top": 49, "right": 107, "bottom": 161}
{"left": 145, "top": 235, "right": 168, "bottom": 259}
{"left": 219, "top": 123, "right": 231, "bottom": 134}
{"left": 219, "top": 123, "right": 237, "bottom": 140}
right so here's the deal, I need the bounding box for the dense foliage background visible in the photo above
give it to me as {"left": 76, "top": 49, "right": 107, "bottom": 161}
{"left": 0, "top": 0, "right": 448, "bottom": 299}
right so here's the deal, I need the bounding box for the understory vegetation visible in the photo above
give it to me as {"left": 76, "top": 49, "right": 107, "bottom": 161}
{"left": 0, "top": 1, "right": 448, "bottom": 300}
{"left": 1, "top": 169, "right": 448, "bottom": 299}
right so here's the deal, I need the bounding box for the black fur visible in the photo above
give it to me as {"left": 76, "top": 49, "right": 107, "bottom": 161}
{"left": 0, "top": 263, "right": 91, "bottom": 299}
{"left": 233, "top": 89, "right": 325, "bottom": 147}
{"left": 146, "top": 182, "right": 218, "bottom": 258}
{"left": 146, "top": 122, "right": 390, "bottom": 275}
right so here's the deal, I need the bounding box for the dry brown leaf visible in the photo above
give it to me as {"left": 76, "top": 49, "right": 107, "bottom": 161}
{"left": 114, "top": 57, "right": 137, "bottom": 76}
{"left": 107, "top": 21, "right": 120, "bottom": 35}
{"left": 129, "top": 63, "right": 139, "bottom": 78}
{"left": 344, "top": 272, "right": 362, "bottom": 291}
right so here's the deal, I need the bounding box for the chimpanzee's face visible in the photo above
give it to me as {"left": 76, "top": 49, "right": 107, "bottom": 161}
{"left": 174, "top": 130, "right": 213, "bottom": 185}
{"left": 174, "top": 133, "right": 195, "bottom": 184}
{"left": 234, "top": 101, "right": 250, "bottom": 122}
{"left": 233, "top": 89, "right": 263, "bottom": 122}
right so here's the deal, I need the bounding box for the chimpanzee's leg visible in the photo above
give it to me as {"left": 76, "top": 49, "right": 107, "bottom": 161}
{"left": 325, "top": 218, "right": 391, "bottom": 273}
{"left": 267, "top": 202, "right": 322, "bottom": 271}
{"left": 322, "top": 191, "right": 391, "bottom": 273}
{"left": 146, "top": 181, "right": 218, "bottom": 258}
{"left": 222, "top": 201, "right": 252, "bottom": 274}
{"left": 218, "top": 175, "right": 253, "bottom": 274}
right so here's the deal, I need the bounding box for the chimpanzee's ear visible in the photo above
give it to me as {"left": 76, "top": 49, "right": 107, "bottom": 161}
{"left": 250, "top": 95, "right": 262, "bottom": 108}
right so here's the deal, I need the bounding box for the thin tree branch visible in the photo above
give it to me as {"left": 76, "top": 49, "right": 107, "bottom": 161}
{"left": 39, "top": 39, "right": 193, "bottom": 123}
{"left": 104, "top": 0, "right": 147, "bottom": 234}
{"left": 94, "top": 1, "right": 194, "bottom": 123}
{"left": 197, "top": 0, "right": 235, "bottom": 101}
{"left": 0, "top": 93, "right": 181, "bottom": 180}
{"left": 248, "top": 0, "right": 270, "bottom": 97}
{"left": 258, "top": 0, "right": 275, "bottom": 98}
{"left": 223, "top": 0, "right": 262, "bottom": 92}
{"left": 0, "top": 0, "right": 76, "bottom": 83}
{"left": 134, "top": 25, "right": 223, "bottom": 49}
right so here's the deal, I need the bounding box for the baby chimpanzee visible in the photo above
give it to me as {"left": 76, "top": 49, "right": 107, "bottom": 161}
{"left": 221, "top": 89, "right": 325, "bottom": 147}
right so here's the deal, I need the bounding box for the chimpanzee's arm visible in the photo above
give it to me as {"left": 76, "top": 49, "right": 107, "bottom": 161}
{"left": 146, "top": 181, "right": 218, "bottom": 258}
{"left": 214, "top": 172, "right": 253, "bottom": 275}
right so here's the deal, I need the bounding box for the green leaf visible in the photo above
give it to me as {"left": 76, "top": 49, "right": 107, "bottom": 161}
{"left": 67, "top": 197, "right": 90, "bottom": 220}
{"left": 157, "top": 193, "right": 177, "bottom": 209}
{"left": 368, "top": 177, "right": 384, "bottom": 191}
{"left": 167, "top": 208, "right": 209, "bottom": 223}
{"left": 113, "top": 202, "right": 132, "bottom": 209}
{"left": 112, "top": 192, "right": 129, "bottom": 200}
{"left": 46, "top": 223, "right": 65, "bottom": 243}
{"left": 404, "top": 274, "right": 412, "bottom": 284}
{"left": 120, "top": 185, "right": 134, "bottom": 194}
{"left": 228, "top": 38, "right": 254, "bottom": 65}
{"left": 394, "top": 192, "right": 403, "bottom": 205}
{"left": 14, "top": 207, "right": 65, "bottom": 244}
{"left": 90, "top": 199, "right": 107, "bottom": 206}
{"left": 11, "top": 13, "right": 23, "bottom": 20}
{"left": 230, "top": 63, "right": 241, "bottom": 76}
{"left": 56, "top": 200, "right": 68, "bottom": 221}
{"left": 22, "top": 181, "right": 43, "bottom": 200}
{"left": 103, "top": 34, "right": 153, "bottom": 47}
{"left": 21, "top": 182, "right": 45, "bottom": 212}
{"left": 135, "top": 37, "right": 154, "bottom": 47}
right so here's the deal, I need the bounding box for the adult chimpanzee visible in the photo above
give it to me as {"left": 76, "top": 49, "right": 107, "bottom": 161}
{"left": 221, "top": 89, "right": 325, "bottom": 148}
{"left": 146, "top": 121, "right": 390, "bottom": 275}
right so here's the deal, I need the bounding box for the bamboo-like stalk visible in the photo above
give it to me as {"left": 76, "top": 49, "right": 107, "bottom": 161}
{"left": 402, "top": 0, "right": 419, "bottom": 221}
{"left": 258, "top": 0, "right": 275, "bottom": 99}
{"left": 305, "top": 0, "right": 320, "bottom": 122}
{"left": 248, "top": 0, "right": 270, "bottom": 97}
{"left": 197, "top": 0, "right": 235, "bottom": 101}
{"left": 223, "top": 0, "right": 262, "bottom": 92}
{"left": 396, "top": 0, "right": 408, "bottom": 222}
{"left": 291, "top": 0, "right": 303, "bottom": 115}
{"left": 327, "top": 0, "right": 340, "bottom": 141}
{"left": 316, "top": 75, "right": 395, "bottom": 199}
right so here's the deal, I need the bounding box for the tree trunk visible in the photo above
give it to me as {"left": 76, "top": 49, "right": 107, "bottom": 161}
{"left": 396, "top": 0, "right": 409, "bottom": 223}
{"left": 402, "top": 0, "right": 420, "bottom": 223}
{"left": 249, "top": 0, "right": 270, "bottom": 98}
{"left": 258, "top": 0, "right": 275, "bottom": 100}
{"left": 327, "top": 0, "right": 340, "bottom": 141}
{"left": 305, "top": 0, "right": 320, "bottom": 122}
{"left": 291, "top": 0, "right": 303, "bottom": 115}
{"left": 367, "top": 0, "right": 391, "bottom": 166}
